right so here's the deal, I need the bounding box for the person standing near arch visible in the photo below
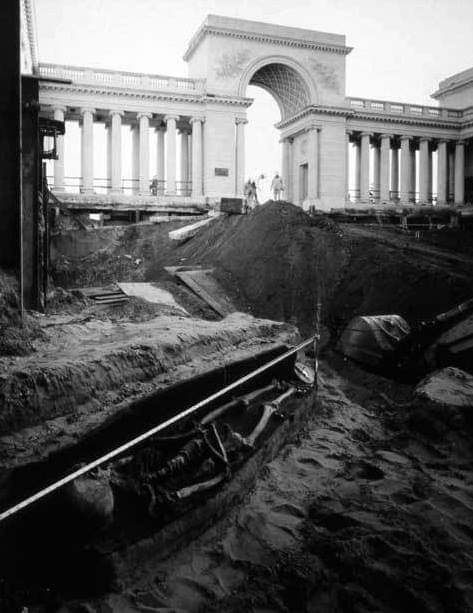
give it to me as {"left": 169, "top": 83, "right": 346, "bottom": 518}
{"left": 271, "top": 173, "right": 284, "bottom": 201}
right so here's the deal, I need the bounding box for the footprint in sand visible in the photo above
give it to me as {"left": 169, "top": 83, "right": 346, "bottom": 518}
{"left": 310, "top": 511, "right": 361, "bottom": 532}
{"left": 347, "top": 461, "right": 385, "bottom": 481}
{"left": 376, "top": 450, "right": 411, "bottom": 465}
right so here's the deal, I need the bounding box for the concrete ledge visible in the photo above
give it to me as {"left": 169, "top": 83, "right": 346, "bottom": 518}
{"left": 53, "top": 191, "right": 208, "bottom": 213}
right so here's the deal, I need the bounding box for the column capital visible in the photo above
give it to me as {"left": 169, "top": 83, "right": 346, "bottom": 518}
{"left": 437, "top": 138, "right": 449, "bottom": 145}
{"left": 380, "top": 133, "right": 392, "bottom": 139}
{"left": 400, "top": 134, "right": 411, "bottom": 142}
{"left": 190, "top": 115, "right": 205, "bottom": 124}
{"left": 164, "top": 114, "right": 180, "bottom": 123}
{"left": 419, "top": 136, "right": 432, "bottom": 143}
{"left": 137, "top": 112, "right": 153, "bottom": 121}
{"left": 235, "top": 117, "right": 248, "bottom": 125}
{"left": 455, "top": 139, "right": 466, "bottom": 147}
{"left": 53, "top": 105, "right": 67, "bottom": 113}
{"left": 360, "top": 131, "right": 373, "bottom": 138}
{"left": 79, "top": 107, "right": 95, "bottom": 116}
{"left": 109, "top": 109, "right": 125, "bottom": 118}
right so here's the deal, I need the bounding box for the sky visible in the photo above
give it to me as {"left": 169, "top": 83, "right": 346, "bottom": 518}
{"left": 36, "top": 0, "right": 473, "bottom": 199}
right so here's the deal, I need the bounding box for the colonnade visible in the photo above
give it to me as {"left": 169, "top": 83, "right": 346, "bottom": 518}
{"left": 347, "top": 132, "right": 466, "bottom": 205}
{"left": 51, "top": 107, "right": 205, "bottom": 198}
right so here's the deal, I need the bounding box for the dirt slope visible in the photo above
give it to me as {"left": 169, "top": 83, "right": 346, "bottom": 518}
{"left": 50, "top": 202, "right": 473, "bottom": 340}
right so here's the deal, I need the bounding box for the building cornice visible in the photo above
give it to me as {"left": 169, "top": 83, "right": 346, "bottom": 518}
{"left": 348, "top": 109, "right": 462, "bottom": 130}
{"left": 22, "top": 0, "right": 39, "bottom": 71}
{"left": 276, "top": 103, "right": 467, "bottom": 133}
{"left": 276, "top": 104, "right": 353, "bottom": 129}
{"left": 183, "top": 24, "right": 352, "bottom": 61}
{"left": 38, "top": 82, "right": 252, "bottom": 108}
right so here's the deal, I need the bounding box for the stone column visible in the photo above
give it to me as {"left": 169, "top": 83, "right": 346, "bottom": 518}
{"left": 409, "top": 143, "right": 416, "bottom": 202}
{"left": 345, "top": 132, "right": 351, "bottom": 201}
{"left": 353, "top": 139, "right": 361, "bottom": 201}
{"left": 80, "top": 107, "right": 95, "bottom": 193}
{"left": 131, "top": 124, "right": 140, "bottom": 194}
{"left": 282, "top": 138, "right": 292, "bottom": 201}
{"left": 419, "top": 137, "right": 431, "bottom": 203}
{"left": 360, "top": 132, "right": 371, "bottom": 202}
{"left": 372, "top": 139, "right": 381, "bottom": 200}
{"left": 188, "top": 133, "right": 193, "bottom": 187}
{"left": 307, "top": 127, "right": 319, "bottom": 203}
{"left": 53, "top": 106, "right": 66, "bottom": 191}
{"left": 108, "top": 110, "right": 123, "bottom": 194}
{"left": 379, "top": 134, "right": 391, "bottom": 202}
{"left": 400, "top": 135, "right": 412, "bottom": 203}
{"left": 190, "top": 116, "right": 204, "bottom": 198}
{"left": 235, "top": 117, "right": 247, "bottom": 197}
{"left": 180, "top": 129, "right": 190, "bottom": 186}
{"left": 138, "top": 112, "right": 152, "bottom": 195}
{"left": 106, "top": 122, "right": 112, "bottom": 190}
{"left": 448, "top": 147, "right": 455, "bottom": 203}
{"left": 156, "top": 126, "right": 165, "bottom": 192}
{"left": 454, "top": 140, "right": 465, "bottom": 205}
{"left": 165, "top": 114, "right": 179, "bottom": 195}
{"left": 437, "top": 140, "right": 448, "bottom": 205}
{"left": 427, "top": 146, "right": 433, "bottom": 203}
{"left": 391, "top": 143, "right": 399, "bottom": 198}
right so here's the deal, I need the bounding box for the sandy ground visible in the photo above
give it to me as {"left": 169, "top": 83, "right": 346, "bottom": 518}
{"left": 69, "top": 354, "right": 473, "bottom": 613}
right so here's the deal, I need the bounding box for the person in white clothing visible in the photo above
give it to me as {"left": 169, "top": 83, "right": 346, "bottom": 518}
{"left": 271, "top": 173, "right": 284, "bottom": 201}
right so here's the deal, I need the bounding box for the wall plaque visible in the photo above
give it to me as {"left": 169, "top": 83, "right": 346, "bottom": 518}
{"left": 215, "top": 167, "right": 229, "bottom": 176}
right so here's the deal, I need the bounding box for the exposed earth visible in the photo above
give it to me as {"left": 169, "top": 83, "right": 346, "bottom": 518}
{"left": 1, "top": 202, "right": 473, "bottom": 612}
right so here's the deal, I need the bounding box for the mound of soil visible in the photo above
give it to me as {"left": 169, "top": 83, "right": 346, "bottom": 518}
{"left": 328, "top": 235, "right": 473, "bottom": 337}
{"left": 50, "top": 201, "right": 473, "bottom": 344}
{"left": 51, "top": 221, "right": 190, "bottom": 289}
{"left": 0, "top": 272, "right": 44, "bottom": 357}
{"left": 161, "top": 202, "right": 346, "bottom": 335}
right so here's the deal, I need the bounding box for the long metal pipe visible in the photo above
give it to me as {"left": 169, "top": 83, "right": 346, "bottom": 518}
{"left": 0, "top": 336, "right": 315, "bottom": 523}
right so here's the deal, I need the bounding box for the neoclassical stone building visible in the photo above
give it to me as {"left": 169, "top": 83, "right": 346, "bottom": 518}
{"left": 21, "top": 2, "right": 473, "bottom": 211}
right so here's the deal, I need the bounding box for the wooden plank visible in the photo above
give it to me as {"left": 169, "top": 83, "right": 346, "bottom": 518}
{"left": 91, "top": 296, "right": 129, "bottom": 305}
{"left": 168, "top": 215, "right": 216, "bottom": 241}
{"left": 75, "top": 285, "right": 121, "bottom": 298}
{"left": 175, "top": 271, "right": 228, "bottom": 317}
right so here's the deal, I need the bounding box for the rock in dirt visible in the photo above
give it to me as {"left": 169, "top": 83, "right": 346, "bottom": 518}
{"left": 63, "top": 473, "right": 114, "bottom": 528}
{"left": 415, "top": 366, "right": 473, "bottom": 407}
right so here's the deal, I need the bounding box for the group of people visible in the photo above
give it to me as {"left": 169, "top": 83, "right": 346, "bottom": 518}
{"left": 244, "top": 173, "right": 284, "bottom": 212}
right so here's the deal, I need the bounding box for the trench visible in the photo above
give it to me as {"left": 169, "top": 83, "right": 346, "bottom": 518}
{"left": 0, "top": 344, "right": 303, "bottom": 603}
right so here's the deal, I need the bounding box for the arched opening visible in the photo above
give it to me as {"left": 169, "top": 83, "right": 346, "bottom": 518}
{"left": 245, "top": 85, "right": 280, "bottom": 203}
{"left": 244, "top": 62, "right": 311, "bottom": 203}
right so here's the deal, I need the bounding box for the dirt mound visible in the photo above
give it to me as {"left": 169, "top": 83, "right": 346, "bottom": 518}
{"left": 0, "top": 271, "right": 44, "bottom": 357}
{"left": 51, "top": 222, "right": 190, "bottom": 289}
{"left": 328, "top": 235, "right": 473, "bottom": 338}
{"left": 50, "top": 202, "right": 473, "bottom": 342}
{"left": 152, "top": 202, "right": 347, "bottom": 335}
{"left": 168, "top": 202, "right": 473, "bottom": 338}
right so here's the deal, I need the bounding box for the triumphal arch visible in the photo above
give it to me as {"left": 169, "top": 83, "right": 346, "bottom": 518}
{"left": 183, "top": 16, "right": 349, "bottom": 209}
{"left": 22, "top": 4, "right": 473, "bottom": 211}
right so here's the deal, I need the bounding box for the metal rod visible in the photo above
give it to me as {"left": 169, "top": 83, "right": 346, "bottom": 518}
{"left": 0, "top": 336, "right": 315, "bottom": 523}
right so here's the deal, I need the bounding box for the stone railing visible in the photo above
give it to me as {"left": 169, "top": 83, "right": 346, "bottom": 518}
{"left": 38, "top": 63, "right": 206, "bottom": 93}
{"left": 347, "top": 97, "right": 462, "bottom": 120}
